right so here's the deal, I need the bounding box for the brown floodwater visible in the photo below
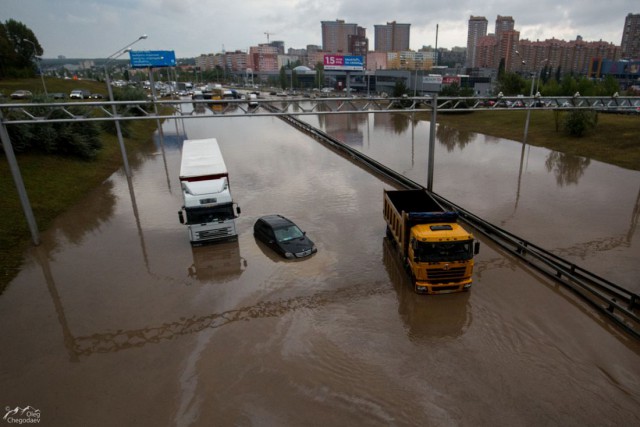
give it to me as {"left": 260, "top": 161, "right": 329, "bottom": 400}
{"left": 1, "top": 105, "right": 639, "bottom": 426}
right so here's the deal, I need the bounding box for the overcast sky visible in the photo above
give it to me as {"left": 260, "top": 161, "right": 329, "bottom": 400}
{"left": 2, "top": 0, "right": 637, "bottom": 58}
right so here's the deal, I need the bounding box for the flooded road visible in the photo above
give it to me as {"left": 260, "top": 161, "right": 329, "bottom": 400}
{"left": 1, "top": 105, "right": 639, "bottom": 426}
{"left": 301, "top": 110, "right": 640, "bottom": 293}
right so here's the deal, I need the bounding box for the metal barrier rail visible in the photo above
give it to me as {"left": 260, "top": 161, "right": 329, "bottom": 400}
{"left": 268, "top": 103, "right": 640, "bottom": 340}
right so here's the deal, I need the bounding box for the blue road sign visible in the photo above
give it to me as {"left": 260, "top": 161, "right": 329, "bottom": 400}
{"left": 129, "top": 50, "right": 176, "bottom": 68}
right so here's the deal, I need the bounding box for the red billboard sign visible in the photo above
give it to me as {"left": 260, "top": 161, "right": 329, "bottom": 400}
{"left": 442, "top": 76, "right": 460, "bottom": 85}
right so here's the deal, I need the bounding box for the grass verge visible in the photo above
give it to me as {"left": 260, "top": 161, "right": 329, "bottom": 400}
{"left": 0, "top": 118, "right": 160, "bottom": 293}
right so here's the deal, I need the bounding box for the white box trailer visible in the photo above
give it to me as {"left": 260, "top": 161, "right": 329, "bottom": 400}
{"left": 178, "top": 138, "right": 240, "bottom": 244}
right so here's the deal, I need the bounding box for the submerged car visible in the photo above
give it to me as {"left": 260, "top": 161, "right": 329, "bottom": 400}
{"left": 254, "top": 215, "right": 317, "bottom": 259}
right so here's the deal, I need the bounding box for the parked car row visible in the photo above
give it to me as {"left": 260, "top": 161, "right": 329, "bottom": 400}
{"left": 4, "top": 89, "right": 104, "bottom": 101}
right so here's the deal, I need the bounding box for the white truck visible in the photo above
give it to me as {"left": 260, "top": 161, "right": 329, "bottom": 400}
{"left": 178, "top": 138, "right": 241, "bottom": 245}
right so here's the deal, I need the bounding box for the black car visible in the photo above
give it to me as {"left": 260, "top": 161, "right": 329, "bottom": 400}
{"left": 254, "top": 215, "right": 317, "bottom": 259}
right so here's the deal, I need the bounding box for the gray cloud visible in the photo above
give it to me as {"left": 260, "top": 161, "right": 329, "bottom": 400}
{"left": 2, "top": 0, "right": 635, "bottom": 58}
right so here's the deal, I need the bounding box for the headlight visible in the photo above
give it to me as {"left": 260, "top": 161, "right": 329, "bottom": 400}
{"left": 285, "top": 252, "right": 294, "bottom": 259}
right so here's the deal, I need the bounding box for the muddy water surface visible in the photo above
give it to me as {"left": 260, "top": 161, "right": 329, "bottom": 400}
{"left": 0, "top": 107, "right": 639, "bottom": 426}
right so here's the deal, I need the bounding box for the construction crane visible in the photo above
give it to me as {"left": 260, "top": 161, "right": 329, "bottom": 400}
{"left": 264, "top": 31, "right": 275, "bottom": 43}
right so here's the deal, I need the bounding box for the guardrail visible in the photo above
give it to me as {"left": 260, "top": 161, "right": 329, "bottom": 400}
{"left": 270, "top": 104, "right": 640, "bottom": 341}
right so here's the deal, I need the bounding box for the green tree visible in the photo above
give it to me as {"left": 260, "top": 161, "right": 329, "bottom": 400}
{"left": 496, "top": 72, "right": 526, "bottom": 95}
{"left": 541, "top": 78, "right": 562, "bottom": 96}
{"left": 0, "top": 19, "right": 43, "bottom": 78}
{"left": 440, "top": 82, "right": 461, "bottom": 96}
{"left": 560, "top": 74, "right": 579, "bottom": 96}
{"left": 555, "top": 66, "right": 562, "bottom": 82}
{"left": 279, "top": 66, "right": 287, "bottom": 90}
{"left": 596, "top": 75, "right": 620, "bottom": 96}
{"left": 393, "top": 79, "right": 409, "bottom": 97}
{"left": 497, "top": 58, "right": 506, "bottom": 81}
{"left": 314, "top": 62, "right": 324, "bottom": 89}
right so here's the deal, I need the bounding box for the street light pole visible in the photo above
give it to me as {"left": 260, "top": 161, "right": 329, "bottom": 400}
{"left": 23, "top": 39, "right": 47, "bottom": 96}
{"left": 516, "top": 51, "right": 548, "bottom": 143}
{"left": 104, "top": 35, "right": 148, "bottom": 177}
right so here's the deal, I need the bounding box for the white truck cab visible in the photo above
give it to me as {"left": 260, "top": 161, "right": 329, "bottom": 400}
{"left": 178, "top": 138, "right": 240, "bottom": 244}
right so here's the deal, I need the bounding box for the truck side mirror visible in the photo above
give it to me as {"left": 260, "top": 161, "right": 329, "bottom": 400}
{"left": 178, "top": 211, "right": 184, "bottom": 224}
{"left": 236, "top": 205, "right": 241, "bottom": 216}
{"left": 474, "top": 242, "right": 480, "bottom": 255}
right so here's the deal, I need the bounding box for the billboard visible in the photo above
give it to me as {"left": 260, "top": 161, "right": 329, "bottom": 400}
{"left": 324, "top": 55, "right": 364, "bottom": 71}
{"left": 422, "top": 75, "right": 443, "bottom": 85}
{"left": 129, "top": 50, "right": 177, "bottom": 68}
{"left": 442, "top": 76, "right": 460, "bottom": 85}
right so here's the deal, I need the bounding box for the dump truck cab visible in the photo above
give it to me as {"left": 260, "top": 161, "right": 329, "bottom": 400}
{"left": 383, "top": 189, "right": 479, "bottom": 294}
{"left": 407, "top": 221, "right": 478, "bottom": 294}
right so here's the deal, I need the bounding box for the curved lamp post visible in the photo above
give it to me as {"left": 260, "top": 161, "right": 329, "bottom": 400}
{"left": 23, "top": 39, "right": 48, "bottom": 96}
{"left": 516, "top": 51, "right": 548, "bottom": 143}
{"left": 103, "top": 35, "right": 147, "bottom": 177}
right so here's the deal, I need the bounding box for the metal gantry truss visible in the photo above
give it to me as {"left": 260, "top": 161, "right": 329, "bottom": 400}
{"left": 1, "top": 95, "right": 639, "bottom": 124}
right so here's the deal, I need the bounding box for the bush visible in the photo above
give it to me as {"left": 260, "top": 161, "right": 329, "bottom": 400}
{"left": 563, "top": 110, "right": 598, "bottom": 137}
{"left": 3, "top": 96, "right": 102, "bottom": 159}
{"left": 101, "top": 86, "right": 151, "bottom": 138}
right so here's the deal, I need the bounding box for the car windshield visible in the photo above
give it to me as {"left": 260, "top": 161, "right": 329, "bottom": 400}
{"left": 185, "top": 205, "right": 235, "bottom": 224}
{"left": 414, "top": 240, "right": 474, "bottom": 262}
{"left": 274, "top": 225, "right": 304, "bottom": 242}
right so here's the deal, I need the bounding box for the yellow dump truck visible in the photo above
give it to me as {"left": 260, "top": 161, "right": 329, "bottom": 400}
{"left": 384, "top": 189, "right": 479, "bottom": 294}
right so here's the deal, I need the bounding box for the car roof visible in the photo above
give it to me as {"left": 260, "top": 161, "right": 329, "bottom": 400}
{"left": 258, "top": 215, "right": 295, "bottom": 228}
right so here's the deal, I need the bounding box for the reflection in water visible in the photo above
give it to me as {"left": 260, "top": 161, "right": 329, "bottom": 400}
{"left": 545, "top": 151, "right": 591, "bottom": 186}
{"left": 188, "top": 241, "right": 247, "bottom": 282}
{"left": 383, "top": 237, "right": 471, "bottom": 341}
{"left": 389, "top": 113, "right": 412, "bottom": 134}
{"left": 55, "top": 180, "right": 116, "bottom": 245}
{"left": 319, "top": 112, "right": 367, "bottom": 147}
{"left": 552, "top": 186, "right": 639, "bottom": 259}
{"left": 37, "top": 258, "right": 390, "bottom": 359}
{"left": 436, "top": 122, "right": 475, "bottom": 152}
{"left": 33, "top": 244, "right": 79, "bottom": 363}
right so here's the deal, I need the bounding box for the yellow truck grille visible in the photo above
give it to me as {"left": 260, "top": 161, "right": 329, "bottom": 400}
{"left": 428, "top": 266, "right": 467, "bottom": 282}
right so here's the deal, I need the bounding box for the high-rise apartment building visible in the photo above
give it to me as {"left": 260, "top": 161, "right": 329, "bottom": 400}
{"left": 516, "top": 37, "right": 620, "bottom": 75}
{"left": 621, "top": 13, "right": 640, "bottom": 59}
{"left": 469, "top": 15, "right": 518, "bottom": 71}
{"left": 494, "top": 15, "right": 518, "bottom": 70}
{"left": 466, "top": 16, "right": 488, "bottom": 68}
{"left": 321, "top": 20, "right": 363, "bottom": 53}
{"left": 248, "top": 45, "right": 279, "bottom": 72}
{"left": 374, "top": 21, "right": 410, "bottom": 52}
{"left": 349, "top": 26, "right": 369, "bottom": 57}
{"left": 494, "top": 15, "right": 515, "bottom": 40}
